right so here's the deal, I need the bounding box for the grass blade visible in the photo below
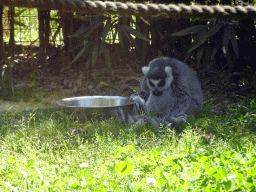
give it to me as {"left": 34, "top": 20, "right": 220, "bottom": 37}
{"left": 33, "top": 166, "right": 44, "bottom": 185}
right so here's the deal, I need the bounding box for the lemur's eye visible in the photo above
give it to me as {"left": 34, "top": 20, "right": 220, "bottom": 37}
{"left": 158, "top": 79, "right": 165, "bottom": 87}
{"left": 149, "top": 80, "right": 155, "bottom": 87}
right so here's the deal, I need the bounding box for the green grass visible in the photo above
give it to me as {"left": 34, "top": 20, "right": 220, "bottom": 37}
{"left": 0, "top": 99, "right": 256, "bottom": 191}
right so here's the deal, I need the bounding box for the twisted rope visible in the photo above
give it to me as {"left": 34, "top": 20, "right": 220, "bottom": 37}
{"left": 1, "top": 0, "right": 256, "bottom": 19}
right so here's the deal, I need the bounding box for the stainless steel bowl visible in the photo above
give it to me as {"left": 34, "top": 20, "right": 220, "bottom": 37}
{"left": 57, "top": 96, "right": 134, "bottom": 121}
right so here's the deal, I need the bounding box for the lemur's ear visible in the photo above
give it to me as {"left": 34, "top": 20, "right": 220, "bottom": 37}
{"left": 142, "top": 66, "right": 150, "bottom": 75}
{"left": 165, "top": 66, "right": 172, "bottom": 75}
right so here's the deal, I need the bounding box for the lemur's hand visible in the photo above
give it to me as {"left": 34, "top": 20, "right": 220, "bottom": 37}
{"left": 129, "top": 93, "right": 145, "bottom": 105}
{"left": 129, "top": 93, "right": 146, "bottom": 114}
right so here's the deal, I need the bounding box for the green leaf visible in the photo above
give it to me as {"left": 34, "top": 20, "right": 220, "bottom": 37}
{"left": 112, "top": 25, "right": 118, "bottom": 44}
{"left": 201, "top": 178, "right": 208, "bottom": 186}
{"left": 72, "top": 46, "right": 87, "bottom": 64}
{"left": 14, "top": 20, "right": 27, "bottom": 27}
{"left": 172, "top": 25, "right": 205, "bottom": 36}
{"left": 100, "top": 81, "right": 109, "bottom": 86}
{"left": 27, "top": 159, "right": 35, "bottom": 168}
{"left": 156, "top": 178, "right": 165, "bottom": 187}
{"left": 115, "top": 161, "right": 133, "bottom": 176}
{"left": 71, "top": 182, "right": 80, "bottom": 189}
{"left": 196, "top": 47, "right": 204, "bottom": 64}
{"left": 92, "top": 43, "right": 99, "bottom": 67}
{"left": 187, "top": 29, "right": 207, "bottom": 54}
{"left": 202, "top": 23, "right": 223, "bottom": 41}
{"left": 188, "top": 41, "right": 204, "bottom": 54}
{"left": 85, "top": 18, "right": 105, "bottom": 39}
{"left": 240, "top": 157, "right": 248, "bottom": 164}
{"left": 125, "top": 145, "right": 134, "bottom": 151}
{"left": 69, "top": 36, "right": 87, "bottom": 52}
{"left": 121, "top": 26, "right": 132, "bottom": 41}
{"left": 234, "top": 153, "right": 243, "bottom": 161}
{"left": 195, "top": 28, "right": 207, "bottom": 44}
{"left": 188, "top": 24, "right": 223, "bottom": 54}
{"left": 15, "top": 8, "right": 26, "bottom": 17}
{"left": 71, "top": 17, "right": 105, "bottom": 39}
{"left": 130, "top": 16, "right": 142, "bottom": 30}
{"left": 222, "top": 26, "right": 230, "bottom": 56}
{"left": 249, "top": 156, "right": 256, "bottom": 164}
{"left": 2, "top": 69, "right": 5, "bottom": 79}
{"left": 218, "top": 167, "right": 227, "bottom": 178}
{"left": 70, "top": 25, "right": 90, "bottom": 37}
{"left": 117, "top": 27, "right": 124, "bottom": 48}
{"left": 211, "top": 45, "right": 219, "bottom": 62}
{"left": 184, "top": 51, "right": 193, "bottom": 62}
{"left": 8, "top": 156, "right": 15, "bottom": 164}
{"left": 87, "top": 177, "right": 96, "bottom": 185}
{"left": 229, "top": 26, "right": 239, "bottom": 58}
{"left": 198, "top": 156, "right": 209, "bottom": 163}
{"left": 171, "top": 164, "right": 180, "bottom": 173}
{"left": 163, "top": 159, "right": 171, "bottom": 167}
{"left": 246, "top": 176, "right": 253, "bottom": 184}
{"left": 102, "top": 17, "right": 112, "bottom": 43}
{"left": 224, "top": 180, "right": 231, "bottom": 191}
{"left": 92, "top": 15, "right": 100, "bottom": 25}
{"left": 245, "top": 182, "right": 253, "bottom": 190}
{"left": 208, "top": 167, "right": 217, "bottom": 175}
{"left": 121, "top": 24, "right": 149, "bottom": 41}
{"left": 220, "top": 155, "right": 225, "bottom": 164}
{"left": 155, "top": 167, "right": 164, "bottom": 177}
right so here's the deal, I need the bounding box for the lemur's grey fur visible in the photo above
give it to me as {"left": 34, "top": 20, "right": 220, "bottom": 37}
{"left": 113, "top": 57, "right": 204, "bottom": 131}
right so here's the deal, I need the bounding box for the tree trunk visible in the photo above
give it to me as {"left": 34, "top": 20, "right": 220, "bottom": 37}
{"left": 8, "top": 6, "right": 14, "bottom": 58}
{"left": 38, "top": 10, "right": 50, "bottom": 58}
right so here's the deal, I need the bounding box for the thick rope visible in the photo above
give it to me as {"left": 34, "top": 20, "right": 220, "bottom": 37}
{"left": 0, "top": 0, "right": 256, "bottom": 19}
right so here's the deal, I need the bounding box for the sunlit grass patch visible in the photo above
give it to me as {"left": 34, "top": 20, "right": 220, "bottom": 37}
{"left": 0, "top": 99, "right": 256, "bottom": 191}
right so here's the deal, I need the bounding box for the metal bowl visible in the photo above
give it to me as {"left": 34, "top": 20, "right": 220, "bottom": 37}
{"left": 57, "top": 96, "right": 134, "bottom": 121}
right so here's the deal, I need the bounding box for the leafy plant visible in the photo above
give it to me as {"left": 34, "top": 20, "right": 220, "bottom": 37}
{"left": 172, "top": 20, "right": 239, "bottom": 65}
{"left": 70, "top": 14, "right": 149, "bottom": 70}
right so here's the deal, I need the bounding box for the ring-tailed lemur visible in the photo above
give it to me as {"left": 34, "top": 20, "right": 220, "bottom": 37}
{"left": 113, "top": 57, "right": 204, "bottom": 131}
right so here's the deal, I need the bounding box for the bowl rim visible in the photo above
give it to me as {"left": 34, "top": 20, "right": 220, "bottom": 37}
{"left": 59, "top": 95, "right": 134, "bottom": 108}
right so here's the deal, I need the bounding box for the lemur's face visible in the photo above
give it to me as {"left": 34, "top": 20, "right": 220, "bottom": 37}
{"left": 142, "top": 66, "right": 173, "bottom": 97}
{"left": 148, "top": 78, "right": 166, "bottom": 96}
